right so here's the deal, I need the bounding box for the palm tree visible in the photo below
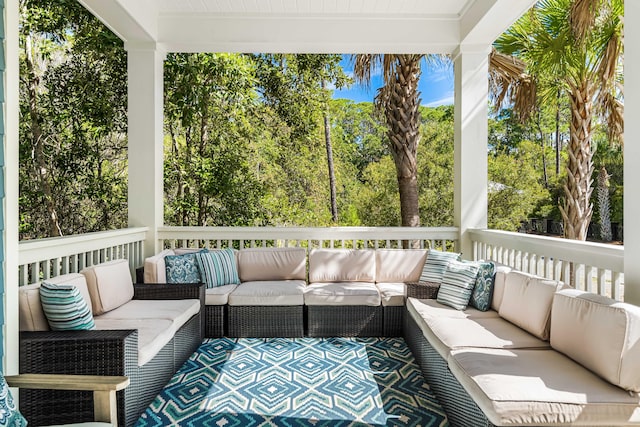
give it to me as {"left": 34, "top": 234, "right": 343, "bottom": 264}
{"left": 352, "top": 54, "right": 424, "bottom": 229}
{"left": 490, "top": 0, "right": 623, "bottom": 241}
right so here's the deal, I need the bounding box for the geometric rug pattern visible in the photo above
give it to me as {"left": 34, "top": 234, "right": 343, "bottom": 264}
{"left": 135, "top": 337, "right": 449, "bottom": 427}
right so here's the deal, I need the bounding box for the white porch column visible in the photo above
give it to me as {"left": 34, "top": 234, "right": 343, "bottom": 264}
{"left": 453, "top": 47, "right": 489, "bottom": 259}
{"left": 126, "top": 44, "right": 165, "bottom": 258}
{"left": 625, "top": 3, "right": 640, "bottom": 305}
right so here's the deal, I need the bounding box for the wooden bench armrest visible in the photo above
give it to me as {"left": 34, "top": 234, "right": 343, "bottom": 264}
{"left": 6, "top": 374, "right": 129, "bottom": 425}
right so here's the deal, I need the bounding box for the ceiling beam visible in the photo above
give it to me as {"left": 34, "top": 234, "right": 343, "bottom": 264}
{"left": 78, "top": 0, "right": 158, "bottom": 44}
{"left": 158, "top": 15, "right": 459, "bottom": 54}
{"left": 460, "top": 0, "right": 536, "bottom": 46}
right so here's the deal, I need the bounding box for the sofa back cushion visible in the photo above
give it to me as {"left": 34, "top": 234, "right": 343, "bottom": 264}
{"left": 551, "top": 289, "right": 640, "bottom": 392}
{"left": 375, "top": 249, "right": 427, "bottom": 283}
{"left": 308, "top": 249, "right": 375, "bottom": 283}
{"left": 238, "top": 248, "right": 307, "bottom": 282}
{"left": 490, "top": 264, "right": 512, "bottom": 312}
{"left": 143, "top": 249, "right": 175, "bottom": 283}
{"left": 19, "top": 273, "right": 93, "bottom": 332}
{"left": 81, "top": 259, "right": 134, "bottom": 315}
{"left": 499, "top": 271, "right": 564, "bottom": 340}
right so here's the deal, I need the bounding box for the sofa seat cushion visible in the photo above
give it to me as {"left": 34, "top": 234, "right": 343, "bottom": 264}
{"left": 238, "top": 248, "right": 307, "bottom": 282}
{"left": 407, "top": 299, "right": 549, "bottom": 359}
{"left": 93, "top": 318, "right": 175, "bottom": 367}
{"left": 228, "top": 280, "right": 306, "bottom": 306}
{"left": 305, "top": 282, "right": 381, "bottom": 306}
{"left": 449, "top": 348, "right": 640, "bottom": 426}
{"left": 376, "top": 282, "right": 405, "bottom": 306}
{"left": 407, "top": 297, "right": 500, "bottom": 321}
{"left": 205, "top": 284, "right": 238, "bottom": 305}
{"left": 96, "top": 299, "right": 200, "bottom": 331}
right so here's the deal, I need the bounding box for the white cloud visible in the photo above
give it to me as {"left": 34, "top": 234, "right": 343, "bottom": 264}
{"left": 423, "top": 94, "right": 454, "bottom": 107}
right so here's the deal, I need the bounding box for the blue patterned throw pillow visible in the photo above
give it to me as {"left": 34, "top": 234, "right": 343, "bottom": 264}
{"left": 165, "top": 252, "right": 202, "bottom": 284}
{"left": 196, "top": 248, "right": 240, "bottom": 288}
{"left": 0, "top": 377, "right": 27, "bottom": 427}
{"left": 39, "top": 282, "right": 95, "bottom": 330}
{"left": 421, "top": 249, "right": 461, "bottom": 283}
{"left": 436, "top": 260, "right": 480, "bottom": 310}
{"left": 470, "top": 261, "right": 496, "bottom": 311}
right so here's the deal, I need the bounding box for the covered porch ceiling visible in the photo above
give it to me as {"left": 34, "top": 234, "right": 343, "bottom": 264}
{"left": 78, "top": 0, "right": 537, "bottom": 54}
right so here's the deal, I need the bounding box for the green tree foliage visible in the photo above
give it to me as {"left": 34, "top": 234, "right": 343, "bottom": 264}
{"left": 19, "top": 0, "right": 127, "bottom": 239}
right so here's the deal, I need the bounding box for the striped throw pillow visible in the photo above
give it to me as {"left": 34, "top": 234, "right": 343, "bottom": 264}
{"left": 436, "top": 260, "right": 480, "bottom": 310}
{"left": 421, "top": 249, "right": 461, "bottom": 283}
{"left": 196, "top": 248, "right": 240, "bottom": 288}
{"left": 39, "top": 282, "right": 95, "bottom": 330}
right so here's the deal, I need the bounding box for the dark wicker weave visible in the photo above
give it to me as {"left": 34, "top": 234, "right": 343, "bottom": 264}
{"left": 20, "top": 284, "right": 205, "bottom": 427}
{"left": 403, "top": 309, "right": 495, "bottom": 427}
{"left": 406, "top": 280, "right": 440, "bottom": 299}
{"left": 307, "top": 305, "right": 383, "bottom": 337}
{"left": 228, "top": 306, "right": 304, "bottom": 338}
{"left": 205, "top": 305, "right": 226, "bottom": 338}
{"left": 383, "top": 305, "right": 403, "bottom": 337}
{"left": 20, "top": 329, "right": 137, "bottom": 427}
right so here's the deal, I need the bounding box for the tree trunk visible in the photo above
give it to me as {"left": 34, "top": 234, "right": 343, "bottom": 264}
{"left": 555, "top": 88, "right": 562, "bottom": 178}
{"left": 536, "top": 111, "right": 549, "bottom": 188}
{"left": 321, "top": 80, "right": 338, "bottom": 223}
{"left": 24, "top": 34, "right": 62, "bottom": 237}
{"left": 560, "top": 80, "right": 594, "bottom": 241}
{"left": 597, "top": 165, "right": 612, "bottom": 241}
{"left": 383, "top": 56, "right": 421, "bottom": 226}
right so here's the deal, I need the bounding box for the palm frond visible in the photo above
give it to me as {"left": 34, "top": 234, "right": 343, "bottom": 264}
{"left": 597, "top": 87, "right": 624, "bottom": 145}
{"left": 570, "top": 0, "right": 603, "bottom": 43}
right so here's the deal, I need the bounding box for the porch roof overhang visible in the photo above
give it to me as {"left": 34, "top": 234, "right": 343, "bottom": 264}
{"left": 78, "top": 0, "right": 536, "bottom": 54}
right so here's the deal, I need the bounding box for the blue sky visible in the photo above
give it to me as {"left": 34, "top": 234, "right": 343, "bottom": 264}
{"left": 333, "top": 56, "right": 454, "bottom": 107}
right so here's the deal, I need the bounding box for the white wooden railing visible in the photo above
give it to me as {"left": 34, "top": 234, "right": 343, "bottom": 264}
{"left": 157, "top": 226, "right": 460, "bottom": 251}
{"left": 469, "top": 229, "right": 624, "bottom": 300}
{"left": 18, "top": 227, "right": 148, "bottom": 286}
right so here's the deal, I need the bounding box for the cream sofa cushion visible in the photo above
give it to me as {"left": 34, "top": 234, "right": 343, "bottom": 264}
{"left": 238, "top": 248, "right": 306, "bottom": 282}
{"left": 95, "top": 299, "right": 200, "bottom": 331}
{"left": 376, "top": 282, "right": 405, "bottom": 306}
{"left": 375, "top": 249, "right": 427, "bottom": 283}
{"left": 81, "top": 259, "right": 134, "bottom": 315}
{"left": 228, "top": 280, "right": 306, "bottom": 306}
{"left": 308, "top": 249, "right": 376, "bottom": 283}
{"left": 143, "top": 249, "right": 175, "bottom": 283}
{"left": 551, "top": 289, "right": 640, "bottom": 393}
{"left": 305, "top": 282, "right": 381, "bottom": 306}
{"left": 406, "top": 298, "right": 549, "bottom": 359}
{"left": 93, "top": 318, "right": 175, "bottom": 367}
{"left": 205, "top": 284, "right": 238, "bottom": 305}
{"left": 499, "top": 272, "right": 564, "bottom": 340}
{"left": 19, "top": 273, "right": 94, "bottom": 332}
{"left": 449, "top": 348, "right": 640, "bottom": 426}
{"left": 407, "top": 297, "right": 499, "bottom": 322}
{"left": 490, "top": 264, "right": 512, "bottom": 312}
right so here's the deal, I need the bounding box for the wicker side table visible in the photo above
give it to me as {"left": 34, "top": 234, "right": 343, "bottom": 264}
{"left": 406, "top": 280, "right": 440, "bottom": 299}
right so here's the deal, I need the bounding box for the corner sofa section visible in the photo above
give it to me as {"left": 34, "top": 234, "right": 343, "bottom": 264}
{"left": 18, "top": 259, "right": 204, "bottom": 427}
{"left": 404, "top": 266, "right": 640, "bottom": 427}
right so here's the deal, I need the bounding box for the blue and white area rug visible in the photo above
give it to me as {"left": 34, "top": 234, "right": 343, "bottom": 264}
{"left": 136, "top": 337, "right": 449, "bottom": 426}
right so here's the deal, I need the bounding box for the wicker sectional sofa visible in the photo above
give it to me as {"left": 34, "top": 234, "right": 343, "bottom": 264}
{"left": 142, "top": 247, "right": 428, "bottom": 338}
{"left": 18, "top": 259, "right": 204, "bottom": 427}
{"left": 404, "top": 266, "right": 640, "bottom": 427}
